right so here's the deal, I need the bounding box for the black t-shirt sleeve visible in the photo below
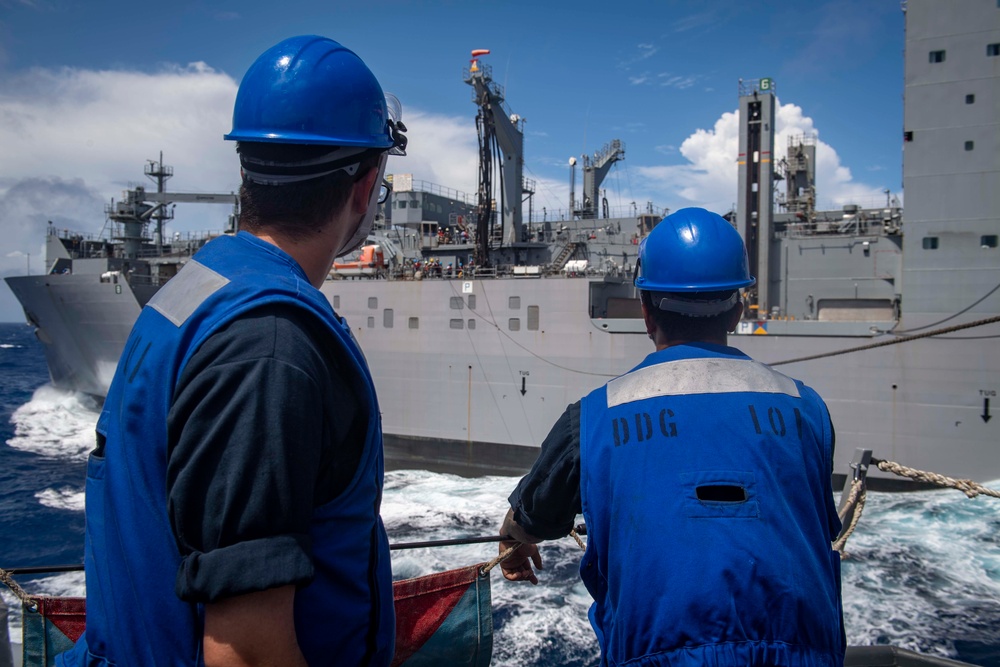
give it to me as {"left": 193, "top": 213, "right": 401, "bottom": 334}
{"left": 166, "top": 303, "right": 365, "bottom": 603}
{"left": 507, "top": 400, "right": 582, "bottom": 540}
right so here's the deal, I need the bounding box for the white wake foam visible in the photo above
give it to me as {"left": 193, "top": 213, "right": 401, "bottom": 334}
{"left": 382, "top": 469, "right": 600, "bottom": 666}
{"left": 840, "top": 482, "right": 1000, "bottom": 659}
{"left": 35, "top": 487, "right": 86, "bottom": 512}
{"left": 6, "top": 385, "right": 99, "bottom": 460}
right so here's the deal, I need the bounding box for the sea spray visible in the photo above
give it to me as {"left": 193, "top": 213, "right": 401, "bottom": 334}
{"left": 7, "top": 386, "right": 98, "bottom": 460}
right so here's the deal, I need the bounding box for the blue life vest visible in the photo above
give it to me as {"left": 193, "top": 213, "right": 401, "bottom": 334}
{"left": 579, "top": 342, "right": 844, "bottom": 667}
{"left": 58, "top": 232, "right": 394, "bottom": 667}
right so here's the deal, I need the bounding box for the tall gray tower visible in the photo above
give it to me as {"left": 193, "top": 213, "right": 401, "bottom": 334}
{"left": 901, "top": 0, "right": 1000, "bottom": 316}
{"left": 736, "top": 78, "right": 777, "bottom": 319}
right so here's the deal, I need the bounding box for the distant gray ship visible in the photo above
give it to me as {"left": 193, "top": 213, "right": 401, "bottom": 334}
{"left": 7, "top": 0, "right": 998, "bottom": 487}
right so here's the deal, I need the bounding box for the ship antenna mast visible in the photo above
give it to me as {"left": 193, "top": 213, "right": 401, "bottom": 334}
{"left": 145, "top": 151, "right": 174, "bottom": 256}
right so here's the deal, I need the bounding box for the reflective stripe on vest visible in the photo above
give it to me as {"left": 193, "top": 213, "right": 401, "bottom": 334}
{"left": 607, "top": 357, "right": 799, "bottom": 408}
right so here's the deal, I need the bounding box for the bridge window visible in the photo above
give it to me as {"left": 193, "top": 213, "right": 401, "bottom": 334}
{"left": 383, "top": 309, "right": 393, "bottom": 328}
{"left": 527, "top": 305, "right": 540, "bottom": 331}
{"left": 982, "top": 235, "right": 998, "bottom": 249}
{"left": 922, "top": 237, "right": 939, "bottom": 250}
{"left": 508, "top": 318, "right": 521, "bottom": 331}
{"left": 929, "top": 50, "right": 945, "bottom": 63}
{"left": 988, "top": 43, "right": 1000, "bottom": 57}
{"left": 408, "top": 317, "right": 419, "bottom": 329}
{"left": 509, "top": 296, "right": 520, "bottom": 309}
{"left": 965, "top": 140, "right": 975, "bottom": 151}
{"left": 966, "top": 94, "right": 975, "bottom": 104}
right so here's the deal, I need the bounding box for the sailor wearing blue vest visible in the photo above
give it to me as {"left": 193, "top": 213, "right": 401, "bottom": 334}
{"left": 58, "top": 35, "right": 406, "bottom": 667}
{"left": 498, "top": 208, "right": 845, "bottom": 667}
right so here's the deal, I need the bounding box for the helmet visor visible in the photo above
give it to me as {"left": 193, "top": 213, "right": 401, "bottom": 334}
{"left": 385, "top": 93, "right": 408, "bottom": 156}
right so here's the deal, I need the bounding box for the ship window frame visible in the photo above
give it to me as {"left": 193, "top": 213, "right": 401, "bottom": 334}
{"left": 981, "top": 235, "right": 998, "bottom": 249}
{"left": 333, "top": 295, "right": 340, "bottom": 309}
{"left": 367, "top": 316, "right": 375, "bottom": 328}
{"left": 922, "top": 237, "right": 939, "bottom": 250}
{"left": 509, "top": 296, "right": 521, "bottom": 310}
{"left": 988, "top": 43, "right": 1000, "bottom": 57}
{"left": 965, "top": 93, "right": 975, "bottom": 104}
{"left": 450, "top": 296, "right": 464, "bottom": 310}
{"left": 468, "top": 294, "right": 477, "bottom": 310}
{"left": 468, "top": 319, "right": 476, "bottom": 330}
{"left": 408, "top": 316, "right": 419, "bottom": 329}
{"left": 928, "top": 50, "right": 945, "bottom": 63}
{"left": 383, "top": 309, "right": 393, "bottom": 328}
{"left": 964, "top": 140, "right": 974, "bottom": 151}
{"left": 368, "top": 297, "right": 378, "bottom": 309}
{"left": 508, "top": 318, "right": 521, "bottom": 331}
{"left": 449, "top": 318, "right": 464, "bottom": 330}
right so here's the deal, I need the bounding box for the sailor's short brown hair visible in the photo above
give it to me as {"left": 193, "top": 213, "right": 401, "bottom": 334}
{"left": 235, "top": 142, "right": 379, "bottom": 241}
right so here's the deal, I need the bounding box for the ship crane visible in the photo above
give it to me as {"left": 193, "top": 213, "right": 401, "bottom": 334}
{"left": 570, "top": 139, "right": 625, "bottom": 220}
{"left": 464, "top": 49, "right": 529, "bottom": 268}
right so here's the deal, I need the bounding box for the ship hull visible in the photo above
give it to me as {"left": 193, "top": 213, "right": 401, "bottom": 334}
{"left": 6, "top": 275, "right": 141, "bottom": 398}
{"left": 9, "top": 272, "right": 998, "bottom": 488}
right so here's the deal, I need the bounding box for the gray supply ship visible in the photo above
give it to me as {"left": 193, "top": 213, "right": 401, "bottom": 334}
{"left": 6, "top": 0, "right": 999, "bottom": 488}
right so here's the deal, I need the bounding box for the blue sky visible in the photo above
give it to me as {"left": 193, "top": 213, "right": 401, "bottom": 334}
{"left": 0, "top": 0, "right": 905, "bottom": 321}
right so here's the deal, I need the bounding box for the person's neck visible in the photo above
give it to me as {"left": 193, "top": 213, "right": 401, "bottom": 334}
{"left": 252, "top": 225, "right": 345, "bottom": 289}
{"left": 653, "top": 332, "right": 728, "bottom": 352}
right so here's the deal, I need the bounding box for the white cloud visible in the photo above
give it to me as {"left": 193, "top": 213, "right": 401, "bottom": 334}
{"left": 389, "top": 109, "right": 479, "bottom": 197}
{"left": 0, "top": 62, "right": 240, "bottom": 199}
{"left": 631, "top": 100, "right": 890, "bottom": 215}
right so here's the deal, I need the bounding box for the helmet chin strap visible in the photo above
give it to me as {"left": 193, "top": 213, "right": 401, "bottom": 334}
{"left": 336, "top": 152, "right": 388, "bottom": 257}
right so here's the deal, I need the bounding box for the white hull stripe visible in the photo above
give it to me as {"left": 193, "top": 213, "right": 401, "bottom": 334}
{"left": 607, "top": 357, "right": 800, "bottom": 408}
{"left": 147, "top": 260, "right": 230, "bottom": 327}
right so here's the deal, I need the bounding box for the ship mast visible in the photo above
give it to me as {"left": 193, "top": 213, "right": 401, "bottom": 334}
{"left": 106, "top": 155, "right": 239, "bottom": 259}
{"left": 146, "top": 152, "right": 174, "bottom": 256}
{"left": 736, "top": 78, "right": 777, "bottom": 319}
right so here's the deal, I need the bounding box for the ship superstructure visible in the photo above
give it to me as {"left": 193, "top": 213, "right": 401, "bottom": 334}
{"left": 5, "top": 0, "right": 998, "bottom": 487}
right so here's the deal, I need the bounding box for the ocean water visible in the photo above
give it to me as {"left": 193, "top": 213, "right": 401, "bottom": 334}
{"left": 2, "top": 321, "right": 1000, "bottom": 666}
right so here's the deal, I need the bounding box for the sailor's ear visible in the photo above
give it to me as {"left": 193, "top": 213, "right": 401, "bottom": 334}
{"left": 351, "top": 167, "right": 379, "bottom": 214}
{"left": 726, "top": 300, "right": 744, "bottom": 333}
{"left": 640, "top": 297, "right": 657, "bottom": 339}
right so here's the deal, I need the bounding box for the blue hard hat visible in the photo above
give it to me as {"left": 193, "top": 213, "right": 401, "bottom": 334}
{"left": 634, "top": 207, "right": 755, "bottom": 293}
{"left": 225, "top": 35, "right": 395, "bottom": 148}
